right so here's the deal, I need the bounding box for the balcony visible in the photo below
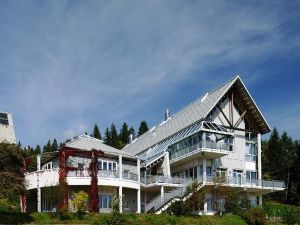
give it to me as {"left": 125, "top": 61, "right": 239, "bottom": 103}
{"left": 169, "top": 140, "right": 230, "bottom": 164}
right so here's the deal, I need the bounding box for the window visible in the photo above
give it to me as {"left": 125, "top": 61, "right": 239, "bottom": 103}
{"left": 0, "top": 113, "right": 9, "bottom": 126}
{"left": 98, "top": 161, "right": 103, "bottom": 170}
{"left": 103, "top": 162, "right": 107, "bottom": 170}
{"left": 108, "top": 162, "right": 112, "bottom": 171}
{"left": 99, "top": 194, "right": 113, "bottom": 209}
{"left": 103, "top": 195, "right": 107, "bottom": 208}
{"left": 206, "top": 166, "right": 212, "bottom": 176}
{"left": 246, "top": 171, "right": 257, "bottom": 183}
{"left": 113, "top": 162, "right": 117, "bottom": 171}
{"left": 78, "top": 163, "right": 84, "bottom": 170}
{"left": 245, "top": 143, "right": 257, "bottom": 161}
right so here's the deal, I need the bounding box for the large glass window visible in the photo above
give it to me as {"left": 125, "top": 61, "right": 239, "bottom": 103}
{"left": 99, "top": 194, "right": 113, "bottom": 209}
{"left": 245, "top": 143, "right": 257, "bottom": 161}
{"left": 246, "top": 171, "right": 257, "bottom": 183}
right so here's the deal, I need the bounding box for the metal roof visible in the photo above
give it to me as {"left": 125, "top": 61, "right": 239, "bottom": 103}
{"left": 122, "top": 75, "right": 270, "bottom": 156}
{"left": 66, "top": 134, "right": 135, "bottom": 158}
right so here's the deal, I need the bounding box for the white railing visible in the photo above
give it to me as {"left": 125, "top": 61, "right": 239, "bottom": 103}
{"left": 141, "top": 175, "right": 190, "bottom": 185}
{"left": 122, "top": 171, "right": 138, "bottom": 181}
{"left": 170, "top": 140, "right": 230, "bottom": 162}
{"left": 145, "top": 175, "right": 285, "bottom": 213}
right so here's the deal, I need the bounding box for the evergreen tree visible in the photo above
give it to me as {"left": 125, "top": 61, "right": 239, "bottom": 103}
{"left": 110, "top": 123, "right": 120, "bottom": 149}
{"left": 93, "top": 124, "right": 102, "bottom": 140}
{"left": 51, "top": 139, "right": 58, "bottom": 152}
{"left": 43, "top": 140, "right": 52, "bottom": 152}
{"left": 35, "top": 145, "right": 41, "bottom": 154}
{"left": 119, "top": 122, "right": 130, "bottom": 146}
{"left": 138, "top": 121, "right": 149, "bottom": 136}
{"left": 280, "top": 132, "right": 294, "bottom": 203}
{"left": 104, "top": 127, "right": 111, "bottom": 145}
{"left": 266, "top": 128, "right": 281, "bottom": 178}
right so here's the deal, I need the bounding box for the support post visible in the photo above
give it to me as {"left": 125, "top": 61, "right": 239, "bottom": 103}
{"left": 160, "top": 185, "right": 164, "bottom": 203}
{"left": 204, "top": 198, "right": 208, "bottom": 214}
{"left": 137, "top": 188, "right": 141, "bottom": 213}
{"left": 259, "top": 195, "right": 262, "bottom": 207}
{"left": 119, "top": 186, "right": 123, "bottom": 213}
{"left": 137, "top": 159, "right": 141, "bottom": 183}
{"left": 257, "top": 133, "right": 262, "bottom": 185}
{"left": 119, "top": 155, "right": 123, "bottom": 180}
{"left": 203, "top": 158, "right": 207, "bottom": 183}
{"left": 165, "top": 152, "right": 171, "bottom": 177}
{"left": 37, "top": 154, "right": 41, "bottom": 212}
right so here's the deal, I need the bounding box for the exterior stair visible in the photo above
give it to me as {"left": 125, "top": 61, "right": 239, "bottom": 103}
{"left": 145, "top": 179, "right": 204, "bottom": 214}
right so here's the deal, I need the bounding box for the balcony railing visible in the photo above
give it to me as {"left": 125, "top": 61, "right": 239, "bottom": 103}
{"left": 122, "top": 171, "right": 138, "bottom": 181}
{"left": 170, "top": 140, "right": 230, "bottom": 161}
{"left": 141, "top": 175, "right": 191, "bottom": 185}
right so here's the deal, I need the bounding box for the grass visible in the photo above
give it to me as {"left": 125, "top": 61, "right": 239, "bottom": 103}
{"left": 0, "top": 211, "right": 247, "bottom": 225}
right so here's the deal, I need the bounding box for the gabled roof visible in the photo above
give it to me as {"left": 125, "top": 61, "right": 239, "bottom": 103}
{"left": 122, "top": 75, "right": 270, "bottom": 156}
{"left": 66, "top": 134, "right": 135, "bottom": 158}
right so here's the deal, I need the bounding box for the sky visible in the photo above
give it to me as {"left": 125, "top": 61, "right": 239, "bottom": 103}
{"left": 0, "top": 0, "right": 300, "bottom": 147}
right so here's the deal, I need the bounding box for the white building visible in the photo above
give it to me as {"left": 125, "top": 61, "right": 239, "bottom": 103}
{"left": 0, "top": 111, "right": 16, "bottom": 144}
{"left": 24, "top": 76, "right": 285, "bottom": 214}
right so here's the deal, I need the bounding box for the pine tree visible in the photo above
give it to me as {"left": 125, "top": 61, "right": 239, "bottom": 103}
{"left": 43, "top": 140, "right": 52, "bottom": 152}
{"left": 93, "top": 124, "right": 102, "bottom": 140}
{"left": 104, "top": 127, "right": 111, "bottom": 145}
{"left": 119, "top": 122, "right": 130, "bottom": 146}
{"left": 138, "top": 121, "right": 149, "bottom": 136}
{"left": 266, "top": 128, "right": 281, "bottom": 178}
{"left": 35, "top": 145, "right": 41, "bottom": 154}
{"left": 110, "top": 123, "right": 120, "bottom": 149}
{"left": 51, "top": 139, "right": 58, "bottom": 152}
{"left": 280, "top": 132, "right": 294, "bottom": 203}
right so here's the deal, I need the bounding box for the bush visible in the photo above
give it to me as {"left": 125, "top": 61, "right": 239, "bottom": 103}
{"left": 108, "top": 196, "right": 123, "bottom": 225}
{"left": 240, "top": 208, "right": 267, "bottom": 225}
{"left": 0, "top": 211, "right": 32, "bottom": 224}
{"left": 71, "top": 190, "right": 88, "bottom": 217}
{"left": 167, "top": 199, "right": 191, "bottom": 216}
{"left": 57, "top": 207, "right": 72, "bottom": 220}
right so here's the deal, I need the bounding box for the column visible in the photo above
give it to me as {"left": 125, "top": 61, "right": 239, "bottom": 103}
{"left": 203, "top": 158, "right": 207, "bottom": 183}
{"left": 119, "top": 155, "right": 122, "bottom": 180}
{"left": 137, "top": 159, "right": 141, "bottom": 183}
{"left": 144, "top": 190, "right": 147, "bottom": 213}
{"left": 137, "top": 188, "right": 141, "bottom": 213}
{"left": 37, "top": 154, "right": 41, "bottom": 212}
{"left": 165, "top": 152, "right": 171, "bottom": 177}
{"left": 259, "top": 196, "right": 262, "bottom": 208}
{"left": 119, "top": 186, "right": 123, "bottom": 213}
{"left": 160, "top": 185, "right": 164, "bottom": 203}
{"left": 257, "top": 133, "right": 262, "bottom": 184}
{"left": 204, "top": 198, "right": 207, "bottom": 214}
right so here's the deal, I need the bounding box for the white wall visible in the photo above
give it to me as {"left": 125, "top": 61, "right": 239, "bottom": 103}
{"left": 0, "top": 112, "right": 16, "bottom": 144}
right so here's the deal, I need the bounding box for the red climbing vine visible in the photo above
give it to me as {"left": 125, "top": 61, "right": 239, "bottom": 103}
{"left": 58, "top": 146, "right": 104, "bottom": 212}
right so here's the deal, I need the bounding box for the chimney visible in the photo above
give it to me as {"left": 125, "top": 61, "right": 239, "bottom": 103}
{"left": 165, "top": 109, "right": 170, "bottom": 121}
{"left": 129, "top": 134, "right": 133, "bottom": 143}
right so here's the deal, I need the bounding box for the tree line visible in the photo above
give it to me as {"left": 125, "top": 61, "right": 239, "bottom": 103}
{"left": 21, "top": 120, "right": 149, "bottom": 156}
{"left": 262, "top": 128, "right": 300, "bottom": 205}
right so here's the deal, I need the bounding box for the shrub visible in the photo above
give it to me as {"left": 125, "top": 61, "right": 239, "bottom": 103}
{"left": 71, "top": 190, "right": 88, "bottom": 216}
{"left": 108, "top": 196, "right": 123, "bottom": 225}
{"left": 57, "top": 207, "right": 72, "bottom": 220}
{"left": 240, "top": 208, "right": 267, "bottom": 225}
{"left": 282, "top": 206, "right": 298, "bottom": 225}
{"left": 0, "top": 211, "right": 32, "bottom": 224}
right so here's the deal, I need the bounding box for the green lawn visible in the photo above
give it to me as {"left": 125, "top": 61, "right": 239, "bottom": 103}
{"left": 0, "top": 212, "right": 247, "bottom": 225}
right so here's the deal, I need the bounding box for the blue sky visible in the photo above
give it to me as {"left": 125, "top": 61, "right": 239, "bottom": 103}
{"left": 0, "top": 0, "right": 300, "bottom": 147}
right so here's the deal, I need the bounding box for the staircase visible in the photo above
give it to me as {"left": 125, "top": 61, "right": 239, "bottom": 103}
{"left": 145, "top": 179, "right": 205, "bottom": 214}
